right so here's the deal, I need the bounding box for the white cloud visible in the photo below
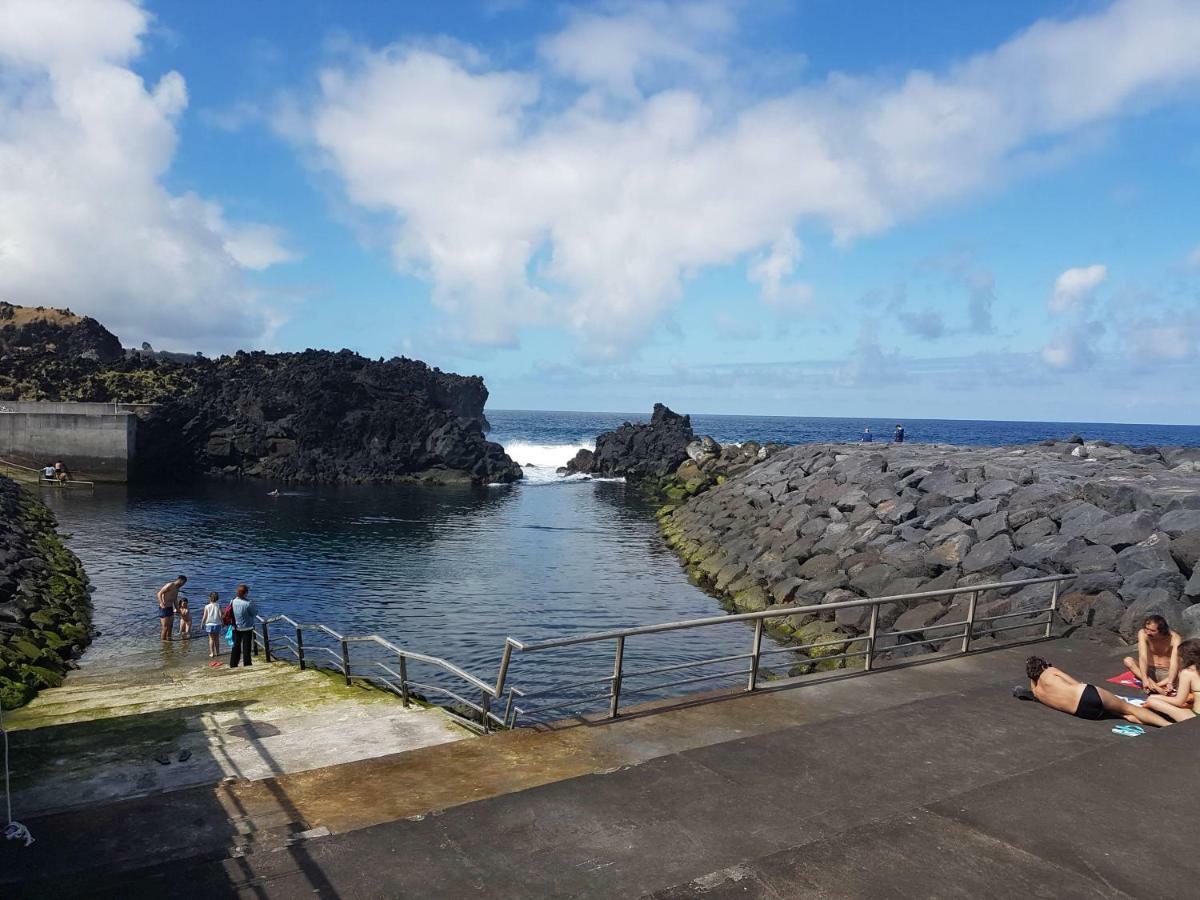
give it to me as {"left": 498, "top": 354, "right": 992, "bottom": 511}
{"left": 1049, "top": 264, "right": 1108, "bottom": 313}
{"left": 1042, "top": 320, "right": 1104, "bottom": 370}
{"left": 0, "top": 0, "right": 294, "bottom": 350}
{"left": 290, "top": 0, "right": 1200, "bottom": 357}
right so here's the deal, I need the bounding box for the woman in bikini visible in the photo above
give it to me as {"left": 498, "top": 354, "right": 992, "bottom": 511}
{"left": 1122, "top": 614, "right": 1181, "bottom": 695}
{"left": 1145, "top": 639, "right": 1200, "bottom": 723}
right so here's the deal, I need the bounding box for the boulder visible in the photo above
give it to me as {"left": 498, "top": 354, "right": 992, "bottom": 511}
{"left": 1056, "top": 502, "right": 1110, "bottom": 539}
{"left": 1114, "top": 533, "right": 1178, "bottom": 576}
{"left": 976, "top": 480, "right": 1018, "bottom": 500}
{"left": 1119, "top": 569, "right": 1186, "bottom": 606}
{"left": 974, "top": 511, "right": 1009, "bottom": 542}
{"left": 1157, "top": 509, "right": 1200, "bottom": 537}
{"left": 1084, "top": 510, "right": 1158, "bottom": 549}
{"left": 1013, "top": 517, "right": 1057, "bottom": 547}
{"left": 926, "top": 534, "right": 974, "bottom": 570}
{"left": 1169, "top": 530, "right": 1200, "bottom": 576}
{"left": 962, "top": 534, "right": 1015, "bottom": 575}
{"left": 1180, "top": 603, "right": 1200, "bottom": 639}
{"left": 1066, "top": 543, "right": 1118, "bottom": 574}
{"left": 1057, "top": 591, "right": 1124, "bottom": 630}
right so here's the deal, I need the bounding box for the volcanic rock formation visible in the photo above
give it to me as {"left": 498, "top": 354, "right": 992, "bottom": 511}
{"left": 0, "top": 303, "right": 520, "bottom": 485}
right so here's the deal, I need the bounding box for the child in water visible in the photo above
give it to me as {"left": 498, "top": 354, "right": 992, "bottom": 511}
{"left": 177, "top": 597, "right": 192, "bottom": 639}
{"left": 201, "top": 593, "right": 221, "bottom": 658}
{"left": 1145, "top": 639, "right": 1200, "bottom": 722}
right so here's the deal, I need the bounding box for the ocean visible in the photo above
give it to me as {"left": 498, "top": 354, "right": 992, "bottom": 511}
{"left": 42, "top": 409, "right": 1200, "bottom": 718}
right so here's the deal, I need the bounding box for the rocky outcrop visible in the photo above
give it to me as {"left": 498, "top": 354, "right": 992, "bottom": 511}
{"left": 564, "top": 404, "right": 695, "bottom": 479}
{"left": 658, "top": 440, "right": 1200, "bottom": 671}
{"left": 134, "top": 349, "right": 520, "bottom": 485}
{"left": 0, "top": 476, "right": 92, "bottom": 708}
{"left": 0, "top": 303, "right": 520, "bottom": 485}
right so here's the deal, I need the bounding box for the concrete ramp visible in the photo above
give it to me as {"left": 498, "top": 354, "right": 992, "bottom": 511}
{"left": 3, "top": 650, "right": 470, "bottom": 817}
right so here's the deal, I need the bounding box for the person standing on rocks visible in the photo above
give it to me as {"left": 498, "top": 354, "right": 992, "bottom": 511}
{"left": 156, "top": 575, "right": 186, "bottom": 641}
{"left": 861, "top": 427, "right": 873, "bottom": 443}
{"left": 893, "top": 424, "right": 905, "bottom": 443}
{"left": 1024, "top": 656, "right": 1172, "bottom": 728}
{"left": 1122, "top": 614, "right": 1181, "bottom": 695}
{"left": 228, "top": 584, "right": 258, "bottom": 669}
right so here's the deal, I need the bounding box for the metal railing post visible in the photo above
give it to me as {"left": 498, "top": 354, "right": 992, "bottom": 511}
{"left": 962, "top": 590, "right": 980, "bottom": 653}
{"left": 747, "top": 618, "right": 764, "bottom": 691}
{"left": 481, "top": 692, "right": 492, "bottom": 733}
{"left": 398, "top": 654, "right": 410, "bottom": 707}
{"left": 262, "top": 620, "right": 271, "bottom": 662}
{"left": 340, "top": 639, "right": 351, "bottom": 686}
{"left": 296, "top": 627, "right": 306, "bottom": 671}
{"left": 609, "top": 636, "right": 625, "bottom": 719}
{"left": 503, "top": 690, "right": 515, "bottom": 727}
{"left": 1045, "top": 582, "right": 1059, "bottom": 638}
{"left": 864, "top": 605, "right": 880, "bottom": 671}
{"left": 495, "top": 641, "right": 514, "bottom": 701}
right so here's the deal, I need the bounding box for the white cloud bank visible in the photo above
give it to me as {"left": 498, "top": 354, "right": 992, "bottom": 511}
{"left": 292, "top": 0, "right": 1200, "bottom": 358}
{"left": 0, "top": 0, "right": 294, "bottom": 349}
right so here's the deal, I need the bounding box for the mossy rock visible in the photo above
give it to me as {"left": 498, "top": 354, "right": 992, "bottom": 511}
{"left": 9, "top": 638, "right": 42, "bottom": 661}
{"left": 0, "top": 677, "right": 35, "bottom": 710}
{"left": 29, "top": 609, "right": 62, "bottom": 628}
{"left": 35, "top": 629, "right": 68, "bottom": 651}
{"left": 732, "top": 585, "right": 770, "bottom": 612}
{"left": 60, "top": 622, "right": 88, "bottom": 642}
{"left": 663, "top": 485, "right": 688, "bottom": 502}
{"left": 19, "top": 664, "right": 64, "bottom": 689}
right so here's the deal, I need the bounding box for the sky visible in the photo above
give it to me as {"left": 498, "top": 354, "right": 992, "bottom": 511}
{"left": 1, "top": 0, "right": 1199, "bottom": 423}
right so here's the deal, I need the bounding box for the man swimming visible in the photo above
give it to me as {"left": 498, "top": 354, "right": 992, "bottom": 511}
{"left": 1024, "top": 656, "right": 1172, "bottom": 727}
{"left": 156, "top": 575, "right": 187, "bottom": 641}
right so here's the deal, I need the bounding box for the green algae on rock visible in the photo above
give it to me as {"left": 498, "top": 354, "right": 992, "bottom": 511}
{"left": 0, "top": 475, "right": 93, "bottom": 709}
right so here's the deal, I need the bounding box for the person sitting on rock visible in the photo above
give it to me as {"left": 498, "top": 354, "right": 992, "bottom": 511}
{"left": 1144, "top": 639, "right": 1200, "bottom": 723}
{"left": 1122, "top": 614, "right": 1180, "bottom": 695}
{"left": 1023, "top": 656, "right": 1172, "bottom": 727}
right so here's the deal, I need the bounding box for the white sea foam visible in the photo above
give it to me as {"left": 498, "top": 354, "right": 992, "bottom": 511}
{"left": 499, "top": 439, "right": 595, "bottom": 485}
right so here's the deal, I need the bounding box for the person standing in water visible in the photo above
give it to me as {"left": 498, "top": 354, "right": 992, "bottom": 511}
{"left": 201, "top": 592, "right": 222, "bottom": 658}
{"left": 155, "top": 575, "right": 187, "bottom": 641}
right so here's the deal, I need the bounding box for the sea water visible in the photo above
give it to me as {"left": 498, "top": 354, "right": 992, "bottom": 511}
{"left": 41, "top": 410, "right": 1200, "bottom": 713}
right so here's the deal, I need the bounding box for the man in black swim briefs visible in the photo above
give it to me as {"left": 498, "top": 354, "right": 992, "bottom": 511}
{"left": 1025, "top": 656, "right": 1171, "bottom": 728}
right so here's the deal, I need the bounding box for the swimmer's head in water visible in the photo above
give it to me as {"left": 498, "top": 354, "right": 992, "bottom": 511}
{"left": 1025, "top": 656, "right": 1051, "bottom": 683}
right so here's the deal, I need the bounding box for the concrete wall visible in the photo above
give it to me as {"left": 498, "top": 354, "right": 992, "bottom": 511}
{"left": 0, "top": 405, "right": 136, "bottom": 482}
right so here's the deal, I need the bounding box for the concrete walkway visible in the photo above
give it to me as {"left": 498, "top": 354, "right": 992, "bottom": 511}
{"left": 3, "top": 646, "right": 469, "bottom": 817}
{"left": 5, "top": 635, "right": 1196, "bottom": 898}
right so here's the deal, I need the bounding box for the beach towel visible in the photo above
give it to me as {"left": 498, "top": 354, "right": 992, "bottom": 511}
{"left": 1107, "top": 670, "right": 1141, "bottom": 688}
{"left": 1111, "top": 724, "right": 1145, "bottom": 737}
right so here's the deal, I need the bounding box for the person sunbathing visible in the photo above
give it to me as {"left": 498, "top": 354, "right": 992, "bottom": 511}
{"left": 1122, "top": 614, "right": 1181, "bottom": 695}
{"left": 1024, "top": 656, "right": 1172, "bottom": 727}
{"left": 1144, "top": 639, "right": 1200, "bottom": 723}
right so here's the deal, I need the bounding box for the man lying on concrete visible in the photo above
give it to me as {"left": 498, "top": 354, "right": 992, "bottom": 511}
{"left": 1024, "top": 656, "right": 1173, "bottom": 727}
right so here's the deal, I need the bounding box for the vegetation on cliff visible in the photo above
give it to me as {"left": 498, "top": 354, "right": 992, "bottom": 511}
{"left": 0, "top": 476, "right": 92, "bottom": 709}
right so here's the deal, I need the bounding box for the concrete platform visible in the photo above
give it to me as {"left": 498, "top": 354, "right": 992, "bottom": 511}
{"left": 3, "top": 636, "right": 1195, "bottom": 898}
{"left": 3, "top": 648, "right": 470, "bottom": 816}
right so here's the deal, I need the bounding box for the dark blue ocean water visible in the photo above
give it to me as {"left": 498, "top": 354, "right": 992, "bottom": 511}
{"left": 45, "top": 408, "right": 1200, "bottom": 717}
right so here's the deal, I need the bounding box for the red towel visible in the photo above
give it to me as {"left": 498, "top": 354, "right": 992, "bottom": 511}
{"left": 1107, "top": 670, "right": 1141, "bottom": 687}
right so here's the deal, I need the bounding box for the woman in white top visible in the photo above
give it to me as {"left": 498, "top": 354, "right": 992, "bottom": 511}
{"left": 201, "top": 592, "right": 222, "bottom": 658}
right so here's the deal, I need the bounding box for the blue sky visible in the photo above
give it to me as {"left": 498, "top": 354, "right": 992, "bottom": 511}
{"left": 1, "top": 1, "right": 1199, "bottom": 422}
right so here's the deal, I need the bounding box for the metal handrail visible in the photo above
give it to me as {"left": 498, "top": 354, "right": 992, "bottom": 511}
{"left": 0, "top": 456, "right": 95, "bottom": 488}
{"left": 252, "top": 573, "right": 1073, "bottom": 734}
{"left": 498, "top": 574, "right": 1072, "bottom": 725}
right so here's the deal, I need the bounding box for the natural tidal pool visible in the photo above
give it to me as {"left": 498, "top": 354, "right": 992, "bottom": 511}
{"left": 42, "top": 476, "right": 786, "bottom": 716}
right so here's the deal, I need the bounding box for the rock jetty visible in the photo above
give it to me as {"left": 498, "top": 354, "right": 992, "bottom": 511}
{"left": 657, "top": 438, "right": 1200, "bottom": 666}
{"left": 0, "top": 476, "right": 92, "bottom": 708}
{"left": 0, "top": 303, "right": 520, "bottom": 485}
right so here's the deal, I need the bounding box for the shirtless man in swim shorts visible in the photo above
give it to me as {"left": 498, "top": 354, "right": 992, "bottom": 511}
{"left": 1025, "top": 656, "right": 1172, "bottom": 727}
{"left": 156, "top": 575, "right": 187, "bottom": 641}
{"left": 1122, "top": 614, "right": 1181, "bottom": 695}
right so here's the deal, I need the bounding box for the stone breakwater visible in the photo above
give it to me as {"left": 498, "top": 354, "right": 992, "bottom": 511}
{"left": 658, "top": 439, "right": 1200, "bottom": 669}
{"left": 0, "top": 476, "right": 92, "bottom": 708}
